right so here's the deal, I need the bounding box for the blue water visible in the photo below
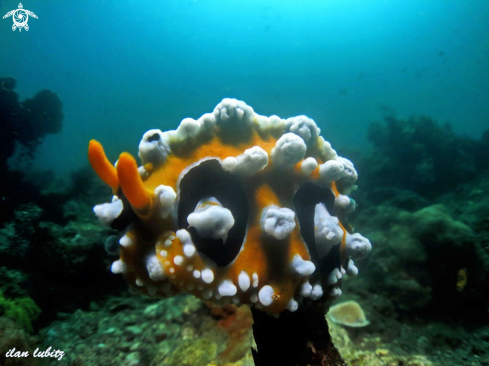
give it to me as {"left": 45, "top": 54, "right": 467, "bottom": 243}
{"left": 1, "top": 0, "right": 488, "bottom": 174}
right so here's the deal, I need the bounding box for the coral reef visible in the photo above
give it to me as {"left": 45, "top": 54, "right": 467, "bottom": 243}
{"left": 363, "top": 113, "right": 486, "bottom": 199}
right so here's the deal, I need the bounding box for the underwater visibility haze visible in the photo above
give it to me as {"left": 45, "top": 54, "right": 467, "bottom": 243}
{"left": 1, "top": 1, "right": 489, "bottom": 365}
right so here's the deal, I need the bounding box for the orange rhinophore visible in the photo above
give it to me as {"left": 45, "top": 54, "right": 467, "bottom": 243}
{"left": 89, "top": 99, "right": 371, "bottom": 315}
{"left": 117, "top": 152, "right": 152, "bottom": 212}
{"left": 88, "top": 139, "right": 119, "bottom": 192}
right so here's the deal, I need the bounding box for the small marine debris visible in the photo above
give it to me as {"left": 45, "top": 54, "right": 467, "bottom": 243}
{"left": 456, "top": 268, "right": 467, "bottom": 292}
{"left": 327, "top": 300, "right": 370, "bottom": 328}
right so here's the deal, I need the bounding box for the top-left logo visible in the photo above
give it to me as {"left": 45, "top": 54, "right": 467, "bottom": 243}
{"left": 3, "top": 3, "right": 37, "bottom": 32}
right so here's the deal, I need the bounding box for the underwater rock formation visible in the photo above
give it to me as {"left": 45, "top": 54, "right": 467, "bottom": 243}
{"left": 0, "top": 77, "right": 62, "bottom": 169}
{"left": 0, "top": 171, "right": 125, "bottom": 330}
{"left": 0, "top": 77, "right": 63, "bottom": 222}
{"left": 364, "top": 114, "right": 486, "bottom": 199}
{"left": 353, "top": 202, "right": 488, "bottom": 317}
{"left": 89, "top": 98, "right": 371, "bottom": 365}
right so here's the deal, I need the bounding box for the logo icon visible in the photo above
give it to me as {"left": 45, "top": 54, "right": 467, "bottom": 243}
{"left": 3, "top": 3, "right": 37, "bottom": 32}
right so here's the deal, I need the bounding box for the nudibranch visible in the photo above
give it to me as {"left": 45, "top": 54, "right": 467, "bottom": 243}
{"left": 89, "top": 98, "right": 371, "bottom": 315}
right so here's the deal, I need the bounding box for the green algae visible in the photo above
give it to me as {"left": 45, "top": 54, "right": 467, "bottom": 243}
{"left": 0, "top": 290, "right": 41, "bottom": 333}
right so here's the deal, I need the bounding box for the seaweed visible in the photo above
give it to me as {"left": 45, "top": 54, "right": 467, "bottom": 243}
{"left": 0, "top": 290, "right": 41, "bottom": 333}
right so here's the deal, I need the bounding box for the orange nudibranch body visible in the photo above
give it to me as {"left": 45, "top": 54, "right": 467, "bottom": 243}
{"left": 89, "top": 98, "right": 371, "bottom": 314}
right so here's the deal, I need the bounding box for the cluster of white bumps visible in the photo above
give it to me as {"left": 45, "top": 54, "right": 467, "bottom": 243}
{"left": 95, "top": 98, "right": 372, "bottom": 313}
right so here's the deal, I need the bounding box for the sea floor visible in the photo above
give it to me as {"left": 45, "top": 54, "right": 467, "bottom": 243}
{"left": 3, "top": 291, "right": 480, "bottom": 366}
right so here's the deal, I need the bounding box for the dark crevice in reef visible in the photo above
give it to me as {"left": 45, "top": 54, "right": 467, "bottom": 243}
{"left": 178, "top": 159, "right": 249, "bottom": 267}
{"left": 294, "top": 182, "right": 339, "bottom": 274}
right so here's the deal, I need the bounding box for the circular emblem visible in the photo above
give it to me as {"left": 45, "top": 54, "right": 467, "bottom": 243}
{"left": 3, "top": 3, "right": 38, "bottom": 32}
{"left": 13, "top": 9, "right": 28, "bottom": 28}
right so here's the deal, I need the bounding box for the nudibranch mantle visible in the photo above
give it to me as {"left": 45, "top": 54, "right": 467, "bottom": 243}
{"left": 89, "top": 98, "right": 371, "bottom": 315}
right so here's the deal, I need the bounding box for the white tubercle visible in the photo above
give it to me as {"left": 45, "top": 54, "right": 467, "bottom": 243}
{"left": 201, "top": 268, "right": 214, "bottom": 284}
{"left": 327, "top": 268, "right": 343, "bottom": 286}
{"left": 318, "top": 137, "right": 337, "bottom": 160}
{"left": 111, "top": 260, "right": 127, "bottom": 274}
{"left": 154, "top": 185, "right": 176, "bottom": 218}
{"left": 252, "top": 273, "right": 259, "bottom": 288}
{"left": 173, "top": 255, "right": 184, "bottom": 266}
{"left": 291, "top": 254, "right": 316, "bottom": 276}
{"left": 287, "top": 298, "right": 299, "bottom": 312}
{"left": 175, "top": 117, "right": 203, "bottom": 140}
{"left": 269, "top": 115, "right": 286, "bottom": 130}
{"left": 135, "top": 278, "right": 144, "bottom": 287}
{"left": 222, "top": 157, "right": 238, "bottom": 171}
{"left": 271, "top": 133, "right": 307, "bottom": 168}
{"left": 345, "top": 233, "right": 372, "bottom": 260}
{"left": 138, "top": 129, "right": 171, "bottom": 166}
{"left": 310, "top": 284, "right": 324, "bottom": 300}
{"left": 300, "top": 281, "right": 312, "bottom": 297}
{"left": 258, "top": 285, "right": 275, "bottom": 306}
{"left": 93, "top": 199, "right": 123, "bottom": 227}
{"left": 334, "top": 194, "right": 351, "bottom": 210}
{"left": 336, "top": 157, "right": 358, "bottom": 189}
{"left": 183, "top": 243, "right": 196, "bottom": 258}
{"left": 214, "top": 98, "right": 254, "bottom": 127}
{"left": 238, "top": 271, "right": 251, "bottom": 292}
{"left": 287, "top": 115, "right": 319, "bottom": 144}
{"left": 262, "top": 206, "right": 296, "bottom": 240}
{"left": 301, "top": 157, "right": 318, "bottom": 175}
{"left": 147, "top": 255, "right": 166, "bottom": 281}
{"left": 346, "top": 259, "right": 359, "bottom": 277}
{"left": 119, "top": 234, "right": 133, "bottom": 248}
{"left": 218, "top": 280, "right": 238, "bottom": 297}
{"left": 176, "top": 229, "right": 192, "bottom": 245}
{"left": 318, "top": 160, "right": 344, "bottom": 184}
{"left": 330, "top": 286, "right": 342, "bottom": 298}
{"left": 253, "top": 114, "right": 271, "bottom": 130}
{"left": 314, "top": 203, "right": 343, "bottom": 258}
{"left": 221, "top": 146, "right": 268, "bottom": 176}
{"left": 187, "top": 197, "right": 235, "bottom": 243}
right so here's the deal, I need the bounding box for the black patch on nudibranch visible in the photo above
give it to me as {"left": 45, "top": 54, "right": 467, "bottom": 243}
{"left": 111, "top": 193, "right": 138, "bottom": 231}
{"left": 293, "top": 183, "right": 339, "bottom": 274}
{"left": 178, "top": 159, "right": 249, "bottom": 267}
{"left": 147, "top": 132, "right": 161, "bottom": 142}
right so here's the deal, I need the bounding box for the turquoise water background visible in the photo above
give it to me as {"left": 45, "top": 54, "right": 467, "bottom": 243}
{"left": 1, "top": 0, "right": 488, "bottom": 174}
